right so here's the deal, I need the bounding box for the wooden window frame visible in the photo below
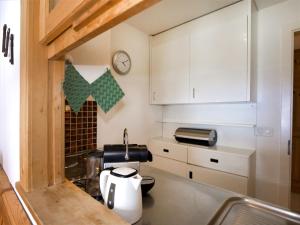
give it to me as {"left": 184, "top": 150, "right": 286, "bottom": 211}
{"left": 19, "top": 0, "right": 160, "bottom": 192}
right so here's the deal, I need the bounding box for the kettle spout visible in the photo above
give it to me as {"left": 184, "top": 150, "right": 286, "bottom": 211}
{"left": 131, "top": 174, "right": 142, "bottom": 191}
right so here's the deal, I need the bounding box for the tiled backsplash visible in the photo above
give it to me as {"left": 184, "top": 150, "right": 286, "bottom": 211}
{"left": 65, "top": 100, "right": 97, "bottom": 155}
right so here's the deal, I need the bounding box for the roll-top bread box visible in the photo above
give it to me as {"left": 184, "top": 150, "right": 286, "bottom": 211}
{"left": 174, "top": 128, "right": 217, "bottom": 147}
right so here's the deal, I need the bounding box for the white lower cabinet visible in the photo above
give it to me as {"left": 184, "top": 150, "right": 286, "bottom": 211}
{"left": 149, "top": 155, "right": 188, "bottom": 178}
{"left": 148, "top": 138, "right": 255, "bottom": 196}
{"left": 148, "top": 138, "right": 188, "bottom": 162}
{"left": 187, "top": 164, "right": 248, "bottom": 195}
{"left": 188, "top": 146, "right": 251, "bottom": 177}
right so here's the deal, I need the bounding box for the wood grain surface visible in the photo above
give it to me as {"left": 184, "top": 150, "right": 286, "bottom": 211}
{"left": 16, "top": 181, "right": 130, "bottom": 225}
{"left": 0, "top": 167, "right": 31, "bottom": 225}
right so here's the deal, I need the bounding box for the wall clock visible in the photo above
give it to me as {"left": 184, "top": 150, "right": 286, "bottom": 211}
{"left": 112, "top": 50, "right": 131, "bottom": 75}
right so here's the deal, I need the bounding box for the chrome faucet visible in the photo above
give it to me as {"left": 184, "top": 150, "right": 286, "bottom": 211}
{"left": 123, "top": 128, "right": 129, "bottom": 160}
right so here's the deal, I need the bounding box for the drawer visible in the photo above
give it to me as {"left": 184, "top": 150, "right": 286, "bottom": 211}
{"left": 188, "top": 146, "right": 249, "bottom": 177}
{"left": 149, "top": 139, "right": 187, "bottom": 162}
{"left": 187, "top": 164, "right": 248, "bottom": 195}
{"left": 148, "top": 155, "right": 188, "bottom": 178}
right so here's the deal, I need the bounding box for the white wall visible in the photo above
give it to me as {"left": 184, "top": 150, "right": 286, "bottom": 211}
{"left": 162, "top": 103, "right": 257, "bottom": 150}
{"left": 99, "top": 23, "right": 162, "bottom": 145}
{"left": 68, "top": 23, "right": 162, "bottom": 148}
{"left": 255, "top": 0, "right": 300, "bottom": 205}
{"left": 67, "top": 30, "right": 111, "bottom": 65}
{"left": 0, "top": 2, "right": 38, "bottom": 224}
{"left": 0, "top": 0, "right": 20, "bottom": 187}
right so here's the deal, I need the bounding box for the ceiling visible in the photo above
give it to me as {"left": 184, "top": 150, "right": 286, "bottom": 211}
{"left": 126, "top": 0, "right": 288, "bottom": 35}
{"left": 255, "top": 0, "right": 287, "bottom": 9}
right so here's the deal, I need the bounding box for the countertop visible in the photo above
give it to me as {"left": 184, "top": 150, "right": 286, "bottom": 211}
{"left": 16, "top": 165, "right": 237, "bottom": 225}
{"left": 136, "top": 165, "right": 238, "bottom": 225}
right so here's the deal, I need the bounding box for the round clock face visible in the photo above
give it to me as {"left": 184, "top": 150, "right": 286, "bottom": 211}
{"left": 112, "top": 50, "right": 131, "bottom": 75}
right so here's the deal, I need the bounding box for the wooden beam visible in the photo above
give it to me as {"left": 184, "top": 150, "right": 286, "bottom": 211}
{"left": 20, "top": 0, "right": 49, "bottom": 192}
{"left": 72, "top": 0, "right": 121, "bottom": 31}
{"left": 48, "top": 61, "right": 65, "bottom": 186}
{"left": 40, "top": 0, "right": 96, "bottom": 44}
{"left": 48, "top": 0, "right": 160, "bottom": 59}
{"left": 39, "top": 0, "right": 49, "bottom": 41}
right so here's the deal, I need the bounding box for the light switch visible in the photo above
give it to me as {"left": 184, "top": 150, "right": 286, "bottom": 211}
{"left": 255, "top": 127, "right": 274, "bottom": 137}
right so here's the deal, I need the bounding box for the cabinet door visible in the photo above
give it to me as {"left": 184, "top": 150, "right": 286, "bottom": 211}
{"left": 148, "top": 155, "right": 188, "bottom": 178}
{"left": 150, "top": 26, "right": 189, "bottom": 104}
{"left": 148, "top": 139, "right": 188, "bottom": 162}
{"left": 189, "top": 2, "right": 249, "bottom": 103}
{"left": 187, "top": 164, "right": 248, "bottom": 195}
{"left": 188, "top": 146, "right": 250, "bottom": 177}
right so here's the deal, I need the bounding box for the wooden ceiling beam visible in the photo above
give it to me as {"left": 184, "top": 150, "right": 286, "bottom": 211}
{"left": 40, "top": 0, "right": 96, "bottom": 44}
{"left": 72, "top": 0, "right": 122, "bottom": 31}
{"left": 47, "top": 0, "right": 160, "bottom": 60}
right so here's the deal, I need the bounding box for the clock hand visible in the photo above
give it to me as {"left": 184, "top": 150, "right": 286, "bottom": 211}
{"left": 121, "top": 59, "right": 129, "bottom": 66}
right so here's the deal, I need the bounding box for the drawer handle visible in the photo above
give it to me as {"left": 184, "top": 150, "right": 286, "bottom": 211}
{"left": 163, "top": 149, "right": 169, "bottom": 153}
{"left": 189, "top": 171, "right": 193, "bottom": 179}
{"left": 210, "top": 158, "right": 219, "bottom": 163}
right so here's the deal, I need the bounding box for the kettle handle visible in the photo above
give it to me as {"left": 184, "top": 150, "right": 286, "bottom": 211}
{"left": 100, "top": 170, "right": 110, "bottom": 196}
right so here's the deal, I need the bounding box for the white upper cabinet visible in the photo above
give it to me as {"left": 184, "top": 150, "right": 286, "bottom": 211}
{"left": 150, "top": 26, "right": 190, "bottom": 104}
{"left": 189, "top": 1, "right": 249, "bottom": 103}
{"left": 150, "top": 0, "right": 256, "bottom": 105}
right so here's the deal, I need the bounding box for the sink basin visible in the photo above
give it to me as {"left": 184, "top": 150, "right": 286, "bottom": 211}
{"left": 103, "top": 144, "right": 152, "bottom": 163}
{"left": 208, "top": 197, "right": 300, "bottom": 225}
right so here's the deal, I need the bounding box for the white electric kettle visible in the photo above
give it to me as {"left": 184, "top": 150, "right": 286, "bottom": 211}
{"left": 100, "top": 167, "right": 142, "bottom": 224}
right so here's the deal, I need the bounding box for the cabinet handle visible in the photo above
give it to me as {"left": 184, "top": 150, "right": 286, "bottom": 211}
{"left": 2, "top": 24, "right": 7, "bottom": 53}
{"left": 163, "top": 149, "right": 169, "bottom": 153}
{"left": 192, "top": 88, "right": 195, "bottom": 99}
{"left": 210, "top": 158, "right": 219, "bottom": 163}
{"left": 4, "top": 28, "right": 10, "bottom": 57}
{"left": 189, "top": 171, "right": 193, "bottom": 179}
{"left": 9, "top": 34, "right": 14, "bottom": 65}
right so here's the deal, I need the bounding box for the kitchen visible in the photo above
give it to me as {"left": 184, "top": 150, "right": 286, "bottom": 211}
{"left": 0, "top": 0, "right": 300, "bottom": 224}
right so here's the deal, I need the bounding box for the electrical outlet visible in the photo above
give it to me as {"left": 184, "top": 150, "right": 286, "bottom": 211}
{"left": 255, "top": 127, "right": 274, "bottom": 137}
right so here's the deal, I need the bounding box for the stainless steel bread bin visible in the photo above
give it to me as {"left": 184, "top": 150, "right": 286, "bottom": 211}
{"left": 174, "top": 128, "right": 217, "bottom": 146}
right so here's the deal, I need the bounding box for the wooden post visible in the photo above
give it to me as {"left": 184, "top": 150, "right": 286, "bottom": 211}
{"left": 48, "top": 61, "right": 65, "bottom": 185}
{"left": 20, "top": 0, "right": 49, "bottom": 192}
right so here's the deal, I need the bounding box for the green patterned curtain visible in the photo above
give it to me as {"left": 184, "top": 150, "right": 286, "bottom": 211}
{"left": 63, "top": 64, "right": 125, "bottom": 113}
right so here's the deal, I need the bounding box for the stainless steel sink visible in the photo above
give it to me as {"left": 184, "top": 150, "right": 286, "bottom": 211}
{"left": 208, "top": 197, "right": 300, "bottom": 225}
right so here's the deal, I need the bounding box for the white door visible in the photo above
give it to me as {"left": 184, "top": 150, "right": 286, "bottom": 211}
{"left": 189, "top": 3, "right": 248, "bottom": 103}
{"left": 150, "top": 26, "right": 190, "bottom": 104}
